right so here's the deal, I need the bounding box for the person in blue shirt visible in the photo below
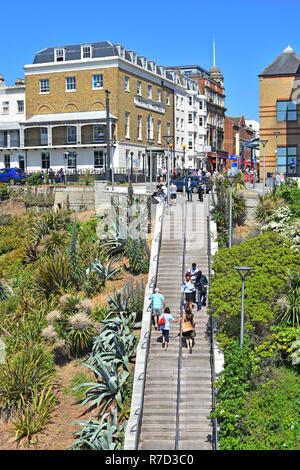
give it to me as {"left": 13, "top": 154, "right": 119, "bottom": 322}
{"left": 182, "top": 277, "right": 196, "bottom": 304}
{"left": 150, "top": 288, "right": 165, "bottom": 330}
{"left": 159, "top": 307, "right": 179, "bottom": 350}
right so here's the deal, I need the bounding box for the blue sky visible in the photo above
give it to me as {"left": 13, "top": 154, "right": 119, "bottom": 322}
{"left": 2, "top": 0, "right": 300, "bottom": 121}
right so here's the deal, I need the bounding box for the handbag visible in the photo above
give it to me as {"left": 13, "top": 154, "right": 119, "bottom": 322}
{"left": 158, "top": 314, "right": 165, "bottom": 326}
{"left": 182, "top": 320, "right": 194, "bottom": 333}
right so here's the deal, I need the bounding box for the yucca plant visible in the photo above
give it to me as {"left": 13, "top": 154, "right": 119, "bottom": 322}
{"left": 43, "top": 230, "right": 68, "bottom": 255}
{"left": 12, "top": 386, "right": 59, "bottom": 441}
{"left": 67, "top": 313, "right": 97, "bottom": 356}
{"left": 73, "top": 357, "right": 129, "bottom": 414}
{"left": 32, "top": 252, "right": 72, "bottom": 297}
{"left": 0, "top": 349, "right": 56, "bottom": 416}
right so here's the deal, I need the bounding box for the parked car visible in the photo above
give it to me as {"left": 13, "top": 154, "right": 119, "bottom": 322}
{"left": 172, "top": 175, "right": 213, "bottom": 193}
{"left": 0, "top": 168, "right": 27, "bottom": 185}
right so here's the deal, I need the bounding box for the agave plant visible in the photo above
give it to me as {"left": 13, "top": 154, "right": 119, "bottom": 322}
{"left": 88, "top": 258, "right": 121, "bottom": 283}
{"left": 108, "top": 283, "right": 131, "bottom": 313}
{"left": 95, "top": 335, "right": 136, "bottom": 371}
{"left": 73, "top": 357, "right": 129, "bottom": 414}
{"left": 68, "top": 408, "right": 124, "bottom": 450}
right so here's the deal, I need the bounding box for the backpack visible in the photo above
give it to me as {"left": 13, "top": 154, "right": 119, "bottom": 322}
{"left": 158, "top": 314, "right": 166, "bottom": 326}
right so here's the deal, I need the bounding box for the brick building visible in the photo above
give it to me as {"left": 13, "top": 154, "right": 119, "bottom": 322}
{"left": 21, "top": 41, "right": 181, "bottom": 173}
{"left": 224, "top": 115, "right": 255, "bottom": 170}
{"left": 259, "top": 45, "right": 300, "bottom": 179}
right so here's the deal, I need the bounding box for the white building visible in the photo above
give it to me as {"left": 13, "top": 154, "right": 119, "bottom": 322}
{"left": 0, "top": 75, "right": 26, "bottom": 169}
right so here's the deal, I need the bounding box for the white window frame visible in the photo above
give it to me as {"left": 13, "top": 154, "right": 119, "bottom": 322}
{"left": 148, "top": 85, "right": 152, "bottom": 100}
{"left": 157, "top": 88, "right": 161, "bottom": 102}
{"left": 157, "top": 120, "right": 161, "bottom": 143}
{"left": 66, "top": 76, "right": 76, "bottom": 92}
{"left": 166, "top": 92, "right": 170, "bottom": 106}
{"left": 81, "top": 45, "right": 92, "bottom": 59}
{"left": 137, "top": 80, "right": 142, "bottom": 95}
{"left": 92, "top": 74, "right": 103, "bottom": 89}
{"left": 40, "top": 79, "right": 49, "bottom": 94}
{"left": 166, "top": 122, "right": 171, "bottom": 136}
{"left": 125, "top": 112, "right": 130, "bottom": 138}
{"left": 125, "top": 76, "right": 130, "bottom": 92}
{"left": 94, "top": 150, "right": 104, "bottom": 168}
{"left": 137, "top": 115, "right": 142, "bottom": 140}
{"left": 17, "top": 100, "right": 24, "bottom": 113}
{"left": 55, "top": 48, "right": 65, "bottom": 62}
{"left": 2, "top": 101, "right": 9, "bottom": 114}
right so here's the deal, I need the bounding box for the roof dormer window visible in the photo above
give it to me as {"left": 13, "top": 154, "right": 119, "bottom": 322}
{"left": 55, "top": 48, "right": 65, "bottom": 62}
{"left": 81, "top": 45, "right": 92, "bottom": 59}
{"left": 116, "top": 44, "right": 125, "bottom": 58}
{"left": 128, "top": 51, "right": 137, "bottom": 64}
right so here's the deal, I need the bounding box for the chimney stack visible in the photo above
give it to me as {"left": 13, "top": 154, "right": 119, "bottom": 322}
{"left": 15, "top": 77, "right": 25, "bottom": 86}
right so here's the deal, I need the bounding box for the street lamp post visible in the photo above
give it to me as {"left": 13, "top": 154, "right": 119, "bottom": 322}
{"left": 260, "top": 139, "right": 268, "bottom": 195}
{"left": 182, "top": 144, "right": 186, "bottom": 176}
{"left": 147, "top": 138, "right": 154, "bottom": 195}
{"left": 227, "top": 174, "right": 236, "bottom": 248}
{"left": 105, "top": 90, "right": 111, "bottom": 182}
{"left": 142, "top": 152, "right": 145, "bottom": 182}
{"left": 163, "top": 135, "right": 174, "bottom": 207}
{"left": 234, "top": 267, "right": 253, "bottom": 347}
{"left": 274, "top": 131, "right": 280, "bottom": 182}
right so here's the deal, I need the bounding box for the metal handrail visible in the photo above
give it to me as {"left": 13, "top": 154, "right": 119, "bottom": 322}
{"left": 174, "top": 200, "right": 187, "bottom": 450}
{"left": 133, "top": 202, "right": 165, "bottom": 450}
{"left": 207, "top": 194, "right": 219, "bottom": 450}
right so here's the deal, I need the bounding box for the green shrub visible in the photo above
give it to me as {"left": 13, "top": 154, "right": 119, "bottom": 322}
{"left": 0, "top": 349, "right": 56, "bottom": 416}
{"left": 12, "top": 386, "right": 59, "bottom": 441}
{"left": 0, "top": 183, "right": 9, "bottom": 201}
{"left": 209, "top": 231, "right": 300, "bottom": 345}
{"left": 32, "top": 252, "right": 72, "bottom": 297}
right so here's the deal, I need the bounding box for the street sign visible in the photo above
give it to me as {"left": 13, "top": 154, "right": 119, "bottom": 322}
{"left": 230, "top": 155, "right": 238, "bottom": 160}
{"left": 204, "top": 146, "right": 211, "bottom": 152}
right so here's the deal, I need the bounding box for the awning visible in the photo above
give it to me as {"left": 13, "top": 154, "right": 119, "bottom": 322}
{"left": 22, "top": 111, "right": 117, "bottom": 125}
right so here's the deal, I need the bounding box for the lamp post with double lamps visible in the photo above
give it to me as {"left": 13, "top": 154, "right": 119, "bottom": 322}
{"left": 182, "top": 144, "right": 186, "bottom": 175}
{"left": 274, "top": 131, "right": 280, "bottom": 182}
{"left": 163, "top": 135, "right": 173, "bottom": 207}
{"left": 105, "top": 89, "right": 111, "bottom": 182}
{"left": 234, "top": 267, "right": 253, "bottom": 348}
{"left": 260, "top": 139, "right": 268, "bottom": 195}
{"left": 147, "top": 138, "right": 155, "bottom": 195}
{"left": 227, "top": 174, "right": 236, "bottom": 248}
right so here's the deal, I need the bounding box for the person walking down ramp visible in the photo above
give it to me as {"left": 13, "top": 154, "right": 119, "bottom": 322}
{"left": 150, "top": 288, "right": 165, "bottom": 330}
{"left": 159, "top": 307, "right": 179, "bottom": 351}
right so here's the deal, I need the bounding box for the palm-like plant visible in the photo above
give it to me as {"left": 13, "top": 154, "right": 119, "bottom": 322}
{"left": 32, "top": 252, "right": 72, "bottom": 297}
{"left": 276, "top": 270, "right": 300, "bottom": 326}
